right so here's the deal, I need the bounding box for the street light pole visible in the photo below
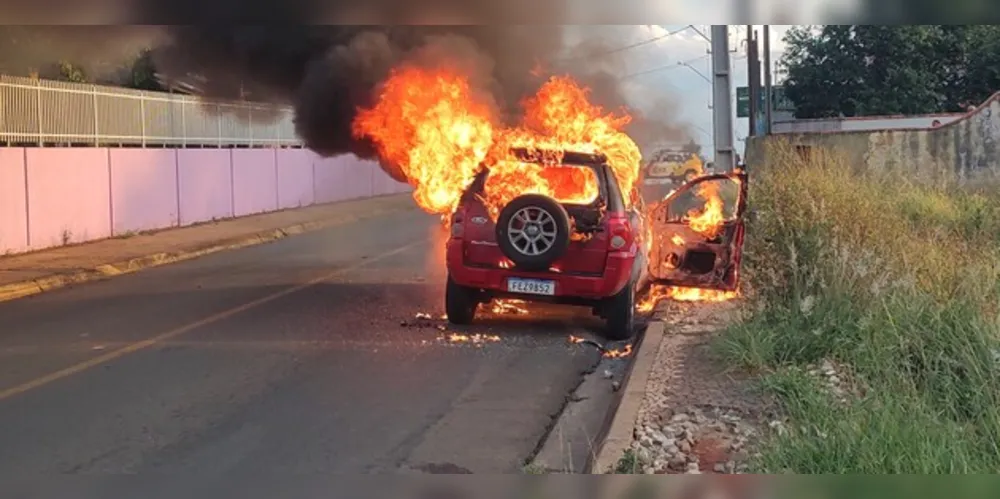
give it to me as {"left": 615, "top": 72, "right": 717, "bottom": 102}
{"left": 710, "top": 25, "right": 735, "bottom": 172}
{"left": 763, "top": 25, "right": 774, "bottom": 135}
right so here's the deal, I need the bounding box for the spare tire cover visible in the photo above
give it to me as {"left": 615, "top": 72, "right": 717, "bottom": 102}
{"left": 495, "top": 194, "right": 571, "bottom": 272}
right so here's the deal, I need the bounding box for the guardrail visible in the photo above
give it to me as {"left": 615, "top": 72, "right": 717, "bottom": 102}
{"left": 0, "top": 75, "right": 303, "bottom": 147}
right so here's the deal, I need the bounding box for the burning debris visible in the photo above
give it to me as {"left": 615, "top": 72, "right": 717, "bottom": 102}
{"left": 637, "top": 286, "right": 740, "bottom": 313}
{"left": 487, "top": 299, "right": 528, "bottom": 315}
{"left": 444, "top": 333, "right": 501, "bottom": 345}
{"left": 401, "top": 311, "right": 450, "bottom": 329}
{"left": 568, "top": 335, "right": 634, "bottom": 359}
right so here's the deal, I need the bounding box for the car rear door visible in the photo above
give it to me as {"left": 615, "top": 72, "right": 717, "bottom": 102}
{"left": 647, "top": 171, "right": 748, "bottom": 291}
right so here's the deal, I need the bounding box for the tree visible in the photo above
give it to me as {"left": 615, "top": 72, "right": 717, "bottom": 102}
{"left": 57, "top": 60, "right": 87, "bottom": 83}
{"left": 125, "top": 48, "right": 162, "bottom": 91}
{"left": 680, "top": 139, "right": 702, "bottom": 156}
{"left": 780, "top": 25, "right": 1000, "bottom": 119}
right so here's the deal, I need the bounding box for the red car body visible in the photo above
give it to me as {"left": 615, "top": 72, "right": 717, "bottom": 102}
{"left": 444, "top": 149, "right": 747, "bottom": 340}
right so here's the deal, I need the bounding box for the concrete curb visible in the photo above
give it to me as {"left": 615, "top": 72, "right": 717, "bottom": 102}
{"left": 0, "top": 203, "right": 413, "bottom": 304}
{"left": 590, "top": 320, "right": 665, "bottom": 474}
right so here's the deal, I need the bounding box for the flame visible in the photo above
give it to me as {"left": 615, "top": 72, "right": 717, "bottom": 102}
{"left": 489, "top": 299, "right": 529, "bottom": 315}
{"left": 685, "top": 180, "right": 726, "bottom": 240}
{"left": 637, "top": 285, "right": 739, "bottom": 312}
{"left": 603, "top": 344, "right": 633, "bottom": 358}
{"left": 352, "top": 65, "right": 494, "bottom": 215}
{"left": 568, "top": 335, "right": 585, "bottom": 344}
{"left": 353, "top": 67, "right": 641, "bottom": 219}
{"left": 446, "top": 333, "right": 501, "bottom": 344}
{"left": 671, "top": 234, "right": 685, "bottom": 246}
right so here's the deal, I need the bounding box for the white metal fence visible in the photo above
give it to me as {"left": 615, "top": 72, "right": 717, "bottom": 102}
{"left": 0, "top": 75, "right": 304, "bottom": 147}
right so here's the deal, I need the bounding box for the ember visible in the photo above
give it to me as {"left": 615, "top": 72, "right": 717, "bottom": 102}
{"left": 445, "top": 333, "right": 501, "bottom": 345}
{"left": 567, "top": 335, "right": 633, "bottom": 358}
{"left": 488, "top": 299, "right": 528, "bottom": 315}
{"left": 603, "top": 344, "right": 633, "bottom": 359}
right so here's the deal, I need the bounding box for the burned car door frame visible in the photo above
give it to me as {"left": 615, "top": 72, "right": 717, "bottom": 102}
{"left": 648, "top": 171, "right": 748, "bottom": 291}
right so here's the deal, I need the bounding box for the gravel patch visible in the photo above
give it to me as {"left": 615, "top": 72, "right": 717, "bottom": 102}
{"left": 625, "top": 300, "right": 775, "bottom": 474}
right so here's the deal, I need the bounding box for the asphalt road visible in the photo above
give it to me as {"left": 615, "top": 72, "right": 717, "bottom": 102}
{"left": 0, "top": 206, "right": 622, "bottom": 493}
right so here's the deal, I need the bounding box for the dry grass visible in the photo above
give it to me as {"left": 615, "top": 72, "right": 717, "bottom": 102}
{"left": 716, "top": 141, "right": 1000, "bottom": 473}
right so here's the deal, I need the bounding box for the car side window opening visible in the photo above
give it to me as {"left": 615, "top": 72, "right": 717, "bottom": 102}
{"left": 664, "top": 177, "right": 741, "bottom": 224}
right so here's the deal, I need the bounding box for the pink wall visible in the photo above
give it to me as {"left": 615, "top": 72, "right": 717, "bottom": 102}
{"left": 26, "top": 148, "right": 111, "bottom": 250}
{"left": 276, "top": 149, "right": 315, "bottom": 209}
{"left": 0, "top": 148, "right": 28, "bottom": 254}
{"left": 232, "top": 149, "right": 278, "bottom": 217}
{"left": 0, "top": 147, "right": 412, "bottom": 255}
{"left": 177, "top": 149, "right": 234, "bottom": 225}
{"left": 110, "top": 149, "right": 179, "bottom": 235}
{"left": 313, "top": 156, "right": 343, "bottom": 204}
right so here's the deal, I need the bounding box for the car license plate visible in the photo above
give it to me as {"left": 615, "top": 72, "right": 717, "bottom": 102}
{"left": 507, "top": 278, "right": 555, "bottom": 296}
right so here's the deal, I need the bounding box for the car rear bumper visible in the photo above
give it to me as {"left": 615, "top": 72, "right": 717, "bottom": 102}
{"left": 446, "top": 240, "right": 635, "bottom": 300}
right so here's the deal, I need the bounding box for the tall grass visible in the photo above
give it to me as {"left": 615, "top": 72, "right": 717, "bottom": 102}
{"left": 718, "top": 142, "right": 1000, "bottom": 473}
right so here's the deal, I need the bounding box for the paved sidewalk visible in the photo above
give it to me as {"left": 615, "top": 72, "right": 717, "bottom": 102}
{"left": 0, "top": 194, "right": 416, "bottom": 301}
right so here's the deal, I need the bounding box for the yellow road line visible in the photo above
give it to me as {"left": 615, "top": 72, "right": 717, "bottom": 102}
{"left": 0, "top": 238, "right": 426, "bottom": 402}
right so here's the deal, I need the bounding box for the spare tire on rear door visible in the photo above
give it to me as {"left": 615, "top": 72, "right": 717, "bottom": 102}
{"left": 496, "top": 194, "right": 571, "bottom": 272}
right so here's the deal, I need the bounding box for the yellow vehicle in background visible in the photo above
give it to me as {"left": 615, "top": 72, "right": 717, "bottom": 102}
{"left": 643, "top": 149, "right": 704, "bottom": 185}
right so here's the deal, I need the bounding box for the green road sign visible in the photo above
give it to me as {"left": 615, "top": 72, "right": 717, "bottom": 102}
{"left": 737, "top": 86, "right": 750, "bottom": 118}
{"left": 737, "top": 86, "right": 794, "bottom": 118}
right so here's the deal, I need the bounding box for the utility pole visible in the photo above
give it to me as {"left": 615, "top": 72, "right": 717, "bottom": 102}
{"left": 763, "top": 25, "right": 773, "bottom": 135}
{"left": 746, "top": 25, "right": 757, "bottom": 138}
{"left": 710, "top": 25, "right": 735, "bottom": 172}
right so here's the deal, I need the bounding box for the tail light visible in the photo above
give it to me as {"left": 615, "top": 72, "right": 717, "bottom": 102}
{"left": 451, "top": 210, "right": 465, "bottom": 238}
{"left": 607, "top": 215, "right": 634, "bottom": 253}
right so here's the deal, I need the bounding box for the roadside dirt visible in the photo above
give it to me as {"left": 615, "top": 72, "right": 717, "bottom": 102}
{"left": 626, "top": 299, "right": 777, "bottom": 474}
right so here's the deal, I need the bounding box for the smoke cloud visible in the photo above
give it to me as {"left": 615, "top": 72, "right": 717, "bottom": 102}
{"left": 147, "top": 24, "right": 570, "bottom": 160}
{"left": 0, "top": 16, "right": 697, "bottom": 164}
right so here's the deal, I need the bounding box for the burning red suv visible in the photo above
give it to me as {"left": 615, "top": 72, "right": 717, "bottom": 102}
{"left": 444, "top": 148, "right": 747, "bottom": 340}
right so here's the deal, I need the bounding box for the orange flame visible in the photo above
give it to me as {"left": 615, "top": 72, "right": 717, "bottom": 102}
{"left": 603, "top": 344, "right": 633, "bottom": 358}
{"left": 352, "top": 65, "right": 495, "bottom": 215}
{"left": 685, "top": 180, "right": 726, "bottom": 240}
{"left": 637, "top": 285, "right": 739, "bottom": 312}
{"left": 353, "top": 67, "right": 641, "bottom": 219}
{"left": 489, "top": 299, "right": 529, "bottom": 315}
{"left": 446, "top": 333, "right": 501, "bottom": 344}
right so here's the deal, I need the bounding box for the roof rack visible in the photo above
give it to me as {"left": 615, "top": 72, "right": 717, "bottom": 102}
{"left": 508, "top": 147, "right": 608, "bottom": 165}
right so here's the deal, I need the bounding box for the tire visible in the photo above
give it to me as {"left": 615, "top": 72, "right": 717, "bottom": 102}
{"left": 496, "top": 194, "right": 571, "bottom": 272}
{"left": 445, "top": 275, "right": 478, "bottom": 325}
{"left": 603, "top": 280, "right": 636, "bottom": 341}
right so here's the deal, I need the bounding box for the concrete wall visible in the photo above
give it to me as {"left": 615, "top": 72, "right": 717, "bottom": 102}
{"left": 748, "top": 91, "right": 1000, "bottom": 181}
{"left": 773, "top": 113, "right": 965, "bottom": 134}
{"left": 0, "top": 147, "right": 411, "bottom": 255}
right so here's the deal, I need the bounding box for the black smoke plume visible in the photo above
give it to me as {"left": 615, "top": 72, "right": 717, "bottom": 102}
{"left": 148, "top": 25, "right": 567, "bottom": 162}
{"left": 0, "top": 18, "right": 697, "bottom": 168}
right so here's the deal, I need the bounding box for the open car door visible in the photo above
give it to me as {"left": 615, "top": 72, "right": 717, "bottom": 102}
{"left": 647, "top": 170, "right": 748, "bottom": 291}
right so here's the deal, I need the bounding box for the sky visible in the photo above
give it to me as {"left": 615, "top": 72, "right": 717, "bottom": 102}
{"left": 575, "top": 24, "right": 796, "bottom": 157}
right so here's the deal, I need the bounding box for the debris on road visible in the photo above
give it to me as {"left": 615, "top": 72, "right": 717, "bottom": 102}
{"left": 568, "top": 335, "right": 634, "bottom": 359}
{"left": 487, "top": 299, "right": 528, "bottom": 315}
{"left": 444, "top": 333, "right": 501, "bottom": 345}
{"left": 400, "top": 312, "right": 446, "bottom": 328}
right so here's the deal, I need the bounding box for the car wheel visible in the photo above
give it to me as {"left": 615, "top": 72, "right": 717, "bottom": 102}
{"left": 445, "top": 275, "right": 478, "bottom": 325}
{"left": 603, "top": 280, "right": 636, "bottom": 341}
{"left": 496, "top": 194, "right": 571, "bottom": 272}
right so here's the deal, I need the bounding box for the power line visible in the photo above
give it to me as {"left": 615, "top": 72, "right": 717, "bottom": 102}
{"left": 555, "top": 25, "right": 693, "bottom": 64}
{"left": 620, "top": 55, "right": 708, "bottom": 81}
{"left": 620, "top": 53, "right": 748, "bottom": 81}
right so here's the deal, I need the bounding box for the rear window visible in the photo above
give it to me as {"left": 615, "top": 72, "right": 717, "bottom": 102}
{"left": 463, "top": 161, "right": 603, "bottom": 207}
{"left": 485, "top": 161, "right": 601, "bottom": 206}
